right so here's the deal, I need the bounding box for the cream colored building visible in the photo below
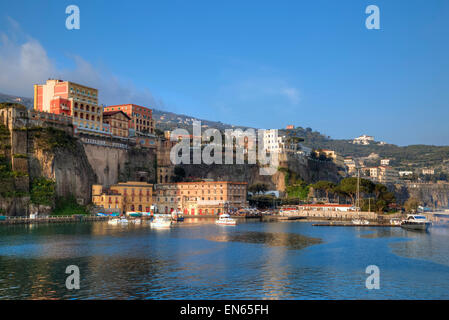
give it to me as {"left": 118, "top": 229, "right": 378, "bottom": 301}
{"left": 154, "top": 181, "right": 248, "bottom": 215}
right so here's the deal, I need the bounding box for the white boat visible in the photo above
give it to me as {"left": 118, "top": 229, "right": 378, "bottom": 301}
{"left": 150, "top": 214, "right": 172, "bottom": 228}
{"left": 108, "top": 218, "right": 120, "bottom": 225}
{"left": 216, "top": 213, "right": 237, "bottom": 226}
{"left": 352, "top": 219, "right": 370, "bottom": 225}
{"left": 390, "top": 218, "right": 402, "bottom": 226}
{"left": 401, "top": 215, "right": 431, "bottom": 231}
{"left": 108, "top": 217, "right": 128, "bottom": 225}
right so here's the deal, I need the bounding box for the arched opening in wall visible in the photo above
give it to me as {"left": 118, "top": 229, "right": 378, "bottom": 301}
{"left": 160, "top": 175, "right": 163, "bottom": 183}
{"left": 140, "top": 176, "right": 145, "bottom": 182}
{"left": 165, "top": 175, "right": 168, "bottom": 183}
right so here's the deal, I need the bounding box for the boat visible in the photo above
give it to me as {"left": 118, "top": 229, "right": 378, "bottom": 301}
{"left": 390, "top": 218, "right": 402, "bottom": 226}
{"left": 150, "top": 214, "right": 172, "bottom": 228}
{"left": 215, "top": 213, "right": 237, "bottom": 226}
{"left": 352, "top": 219, "right": 370, "bottom": 225}
{"left": 108, "top": 217, "right": 129, "bottom": 225}
{"left": 130, "top": 218, "right": 141, "bottom": 224}
{"left": 171, "top": 210, "right": 184, "bottom": 222}
{"left": 401, "top": 215, "right": 432, "bottom": 231}
{"left": 97, "top": 212, "right": 120, "bottom": 217}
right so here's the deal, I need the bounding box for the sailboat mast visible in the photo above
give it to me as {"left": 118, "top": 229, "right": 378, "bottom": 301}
{"left": 356, "top": 168, "right": 360, "bottom": 213}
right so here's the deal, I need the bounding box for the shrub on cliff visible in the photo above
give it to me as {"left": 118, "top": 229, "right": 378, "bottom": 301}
{"left": 32, "top": 127, "right": 76, "bottom": 151}
{"left": 30, "top": 177, "right": 55, "bottom": 206}
{"left": 53, "top": 196, "right": 88, "bottom": 215}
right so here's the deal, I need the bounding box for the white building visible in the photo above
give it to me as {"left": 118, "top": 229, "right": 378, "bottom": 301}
{"left": 380, "top": 159, "right": 390, "bottom": 166}
{"left": 422, "top": 169, "right": 435, "bottom": 175}
{"left": 353, "top": 135, "right": 374, "bottom": 145}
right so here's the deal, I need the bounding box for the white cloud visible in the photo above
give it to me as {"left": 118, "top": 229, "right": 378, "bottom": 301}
{"left": 0, "top": 18, "right": 162, "bottom": 108}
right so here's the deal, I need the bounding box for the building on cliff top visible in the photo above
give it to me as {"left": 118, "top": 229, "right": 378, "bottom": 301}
{"left": 34, "top": 79, "right": 105, "bottom": 136}
{"left": 104, "top": 104, "right": 155, "bottom": 135}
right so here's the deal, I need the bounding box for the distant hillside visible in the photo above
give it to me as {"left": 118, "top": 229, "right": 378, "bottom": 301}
{"left": 0, "top": 92, "right": 250, "bottom": 132}
{"left": 282, "top": 127, "right": 449, "bottom": 171}
{"left": 0, "top": 93, "right": 33, "bottom": 109}
{"left": 151, "top": 109, "right": 252, "bottom": 132}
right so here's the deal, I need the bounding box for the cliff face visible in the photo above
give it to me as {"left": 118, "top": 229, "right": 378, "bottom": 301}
{"left": 83, "top": 144, "right": 156, "bottom": 187}
{"left": 179, "top": 153, "right": 341, "bottom": 192}
{"left": 28, "top": 139, "right": 97, "bottom": 205}
{"left": 395, "top": 183, "right": 449, "bottom": 207}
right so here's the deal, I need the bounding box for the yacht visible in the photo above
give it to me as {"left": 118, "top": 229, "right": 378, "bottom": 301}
{"left": 150, "top": 214, "right": 172, "bottom": 228}
{"left": 401, "top": 215, "right": 432, "bottom": 231}
{"left": 216, "top": 213, "right": 237, "bottom": 226}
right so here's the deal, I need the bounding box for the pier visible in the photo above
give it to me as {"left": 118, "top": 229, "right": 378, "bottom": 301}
{"left": 312, "top": 223, "right": 401, "bottom": 227}
{"left": 0, "top": 215, "right": 109, "bottom": 225}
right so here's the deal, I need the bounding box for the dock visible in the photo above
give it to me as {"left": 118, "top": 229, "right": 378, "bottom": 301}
{"left": 0, "top": 215, "right": 109, "bottom": 225}
{"left": 312, "top": 223, "right": 401, "bottom": 227}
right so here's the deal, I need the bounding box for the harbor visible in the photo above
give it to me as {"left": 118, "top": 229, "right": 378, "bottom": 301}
{"left": 1, "top": 218, "right": 448, "bottom": 299}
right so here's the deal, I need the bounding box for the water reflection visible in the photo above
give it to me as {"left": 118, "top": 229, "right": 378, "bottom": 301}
{"left": 207, "top": 231, "right": 321, "bottom": 250}
{"left": 1, "top": 221, "right": 449, "bottom": 299}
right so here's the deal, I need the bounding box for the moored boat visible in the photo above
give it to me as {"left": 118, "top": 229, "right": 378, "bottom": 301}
{"left": 171, "top": 210, "right": 184, "bottom": 222}
{"left": 108, "top": 217, "right": 129, "bottom": 225}
{"left": 352, "top": 219, "right": 370, "bottom": 225}
{"left": 150, "top": 214, "right": 172, "bottom": 228}
{"left": 401, "top": 215, "right": 431, "bottom": 231}
{"left": 216, "top": 213, "right": 237, "bottom": 225}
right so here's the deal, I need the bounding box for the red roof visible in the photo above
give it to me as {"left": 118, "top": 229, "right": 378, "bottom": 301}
{"left": 102, "top": 110, "right": 131, "bottom": 120}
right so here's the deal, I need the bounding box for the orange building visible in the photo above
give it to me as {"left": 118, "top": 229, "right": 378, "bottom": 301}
{"left": 33, "top": 79, "right": 104, "bottom": 135}
{"left": 104, "top": 104, "right": 154, "bottom": 134}
{"left": 102, "top": 110, "right": 131, "bottom": 138}
{"left": 154, "top": 181, "right": 248, "bottom": 215}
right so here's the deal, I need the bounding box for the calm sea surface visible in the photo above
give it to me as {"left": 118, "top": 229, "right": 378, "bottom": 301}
{"left": 1, "top": 219, "right": 449, "bottom": 299}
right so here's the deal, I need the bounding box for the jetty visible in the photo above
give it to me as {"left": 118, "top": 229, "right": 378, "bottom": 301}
{"left": 312, "top": 223, "right": 400, "bottom": 227}
{"left": 0, "top": 215, "right": 109, "bottom": 225}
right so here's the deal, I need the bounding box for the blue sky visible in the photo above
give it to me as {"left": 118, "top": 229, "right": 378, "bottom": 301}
{"left": 0, "top": 0, "right": 448, "bottom": 146}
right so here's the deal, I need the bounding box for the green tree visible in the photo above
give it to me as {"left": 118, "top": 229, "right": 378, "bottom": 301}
{"left": 404, "top": 197, "right": 420, "bottom": 213}
{"left": 311, "top": 181, "right": 336, "bottom": 201}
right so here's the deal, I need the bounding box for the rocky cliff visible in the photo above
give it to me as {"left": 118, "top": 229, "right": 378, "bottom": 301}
{"left": 179, "top": 153, "right": 341, "bottom": 193}
{"left": 395, "top": 182, "right": 449, "bottom": 208}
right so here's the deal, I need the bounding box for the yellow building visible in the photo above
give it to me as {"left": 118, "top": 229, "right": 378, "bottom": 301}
{"left": 154, "top": 181, "right": 248, "bottom": 215}
{"left": 92, "top": 181, "right": 153, "bottom": 214}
